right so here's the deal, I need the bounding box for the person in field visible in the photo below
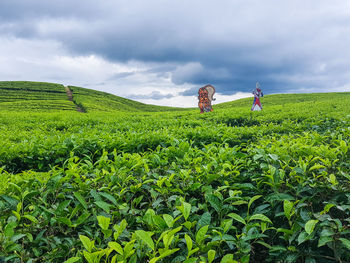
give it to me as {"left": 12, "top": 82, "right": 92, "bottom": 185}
{"left": 198, "top": 85, "right": 216, "bottom": 113}
{"left": 251, "top": 82, "right": 263, "bottom": 111}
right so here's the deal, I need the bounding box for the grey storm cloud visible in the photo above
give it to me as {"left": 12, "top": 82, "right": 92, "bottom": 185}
{"left": 1, "top": 0, "right": 350, "bottom": 95}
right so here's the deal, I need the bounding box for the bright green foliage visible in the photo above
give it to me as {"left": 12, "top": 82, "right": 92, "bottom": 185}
{"left": 0, "top": 85, "right": 349, "bottom": 262}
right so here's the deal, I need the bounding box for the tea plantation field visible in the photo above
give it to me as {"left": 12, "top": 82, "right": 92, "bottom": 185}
{"left": 0, "top": 81, "right": 349, "bottom": 263}
{"left": 0, "top": 81, "right": 186, "bottom": 113}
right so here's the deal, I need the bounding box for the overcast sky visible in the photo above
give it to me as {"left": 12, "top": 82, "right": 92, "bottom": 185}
{"left": 1, "top": 0, "right": 350, "bottom": 107}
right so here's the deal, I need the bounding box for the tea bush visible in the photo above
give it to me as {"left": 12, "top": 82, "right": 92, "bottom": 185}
{"left": 0, "top": 90, "right": 349, "bottom": 262}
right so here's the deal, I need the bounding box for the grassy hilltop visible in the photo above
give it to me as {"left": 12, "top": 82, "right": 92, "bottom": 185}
{"left": 0, "top": 81, "right": 349, "bottom": 262}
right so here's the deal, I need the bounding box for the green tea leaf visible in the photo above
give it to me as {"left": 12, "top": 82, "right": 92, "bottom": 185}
{"left": 108, "top": 241, "right": 123, "bottom": 255}
{"left": 149, "top": 257, "right": 159, "bottom": 263}
{"left": 83, "top": 251, "right": 93, "bottom": 263}
{"left": 305, "top": 220, "right": 318, "bottom": 235}
{"left": 26, "top": 233, "right": 33, "bottom": 242}
{"left": 183, "top": 221, "right": 193, "bottom": 230}
{"left": 188, "top": 247, "right": 199, "bottom": 258}
{"left": 123, "top": 240, "right": 136, "bottom": 258}
{"left": 320, "top": 204, "right": 335, "bottom": 215}
{"left": 74, "top": 192, "right": 88, "bottom": 210}
{"left": 135, "top": 230, "right": 154, "bottom": 250}
{"left": 150, "top": 248, "right": 180, "bottom": 263}
{"left": 83, "top": 251, "right": 104, "bottom": 263}
{"left": 318, "top": 236, "right": 333, "bottom": 247}
{"left": 16, "top": 202, "right": 22, "bottom": 213}
{"left": 79, "top": 235, "right": 94, "bottom": 252}
{"left": 208, "top": 250, "right": 216, "bottom": 263}
{"left": 339, "top": 238, "right": 350, "bottom": 250}
{"left": 221, "top": 254, "right": 235, "bottom": 263}
{"left": 183, "top": 202, "right": 191, "bottom": 221}
{"left": 256, "top": 240, "right": 272, "bottom": 249}
{"left": 4, "top": 222, "right": 16, "bottom": 237}
{"left": 12, "top": 210, "right": 21, "bottom": 221}
{"left": 248, "top": 195, "right": 262, "bottom": 212}
{"left": 94, "top": 201, "right": 111, "bottom": 213}
{"left": 197, "top": 212, "right": 211, "bottom": 229}
{"left": 8, "top": 182, "right": 21, "bottom": 193}
{"left": 228, "top": 213, "right": 246, "bottom": 225}
{"left": 23, "top": 215, "right": 38, "bottom": 224}
{"left": 328, "top": 174, "right": 338, "bottom": 185}
{"left": 168, "top": 226, "right": 183, "bottom": 238}
{"left": 159, "top": 248, "right": 180, "bottom": 259}
{"left": 297, "top": 231, "right": 309, "bottom": 245}
{"left": 74, "top": 211, "right": 90, "bottom": 227}
{"left": 309, "top": 164, "right": 325, "bottom": 171}
{"left": 11, "top": 233, "right": 26, "bottom": 242}
{"left": 249, "top": 214, "right": 272, "bottom": 224}
{"left": 56, "top": 200, "right": 71, "bottom": 215}
{"left": 97, "top": 215, "right": 110, "bottom": 230}
{"left": 64, "top": 257, "right": 80, "bottom": 263}
{"left": 230, "top": 200, "right": 248, "bottom": 206}
{"left": 185, "top": 234, "right": 193, "bottom": 254}
{"left": 113, "top": 219, "right": 127, "bottom": 240}
{"left": 99, "top": 192, "right": 117, "bottom": 205}
{"left": 196, "top": 225, "right": 209, "bottom": 245}
{"left": 207, "top": 194, "right": 222, "bottom": 213}
{"left": 283, "top": 200, "right": 294, "bottom": 220}
{"left": 1, "top": 195, "right": 18, "bottom": 208}
{"left": 320, "top": 228, "right": 335, "bottom": 237}
{"left": 163, "top": 214, "right": 174, "bottom": 228}
{"left": 240, "top": 254, "right": 250, "bottom": 263}
{"left": 58, "top": 217, "right": 72, "bottom": 227}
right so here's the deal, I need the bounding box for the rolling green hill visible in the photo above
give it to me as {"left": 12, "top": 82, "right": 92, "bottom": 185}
{"left": 0, "top": 81, "right": 187, "bottom": 112}
{"left": 215, "top": 91, "right": 350, "bottom": 109}
{"left": 68, "top": 85, "right": 190, "bottom": 112}
{"left": 2, "top": 81, "right": 349, "bottom": 114}
{"left": 0, "top": 81, "right": 77, "bottom": 111}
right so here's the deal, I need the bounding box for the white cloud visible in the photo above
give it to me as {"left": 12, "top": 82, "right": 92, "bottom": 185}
{"left": 1, "top": 0, "right": 350, "bottom": 107}
{"left": 172, "top": 63, "right": 204, "bottom": 85}
{"left": 0, "top": 36, "right": 199, "bottom": 106}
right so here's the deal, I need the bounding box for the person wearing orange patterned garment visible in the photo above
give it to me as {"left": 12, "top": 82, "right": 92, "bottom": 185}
{"left": 198, "top": 85, "right": 216, "bottom": 113}
{"left": 198, "top": 87, "right": 208, "bottom": 113}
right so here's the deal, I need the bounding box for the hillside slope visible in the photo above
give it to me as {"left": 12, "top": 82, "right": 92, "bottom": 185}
{"left": 215, "top": 92, "right": 350, "bottom": 109}
{"left": 68, "top": 85, "right": 189, "bottom": 112}
{"left": 0, "top": 81, "right": 77, "bottom": 111}
{"left": 2, "top": 81, "right": 349, "bottom": 113}
{"left": 0, "top": 81, "right": 187, "bottom": 112}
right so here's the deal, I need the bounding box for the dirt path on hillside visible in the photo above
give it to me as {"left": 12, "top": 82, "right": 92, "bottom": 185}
{"left": 64, "top": 86, "right": 85, "bottom": 113}
{"left": 65, "top": 86, "right": 73, "bottom": 101}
